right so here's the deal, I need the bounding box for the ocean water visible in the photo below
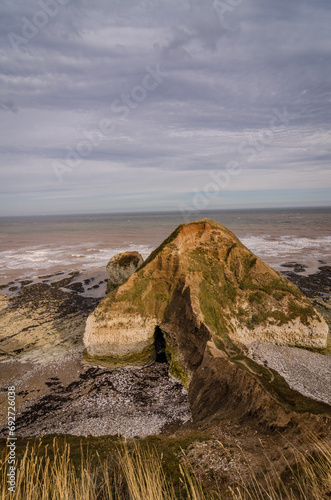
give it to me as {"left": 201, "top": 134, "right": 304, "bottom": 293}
{"left": 0, "top": 208, "right": 330, "bottom": 284}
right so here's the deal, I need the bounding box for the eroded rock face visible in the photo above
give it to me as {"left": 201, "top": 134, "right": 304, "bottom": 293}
{"left": 106, "top": 251, "right": 143, "bottom": 292}
{"left": 84, "top": 219, "right": 329, "bottom": 425}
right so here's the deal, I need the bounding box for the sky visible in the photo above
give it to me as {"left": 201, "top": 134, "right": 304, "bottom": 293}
{"left": 0, "top": 0, "right": 330, "bottom": 216}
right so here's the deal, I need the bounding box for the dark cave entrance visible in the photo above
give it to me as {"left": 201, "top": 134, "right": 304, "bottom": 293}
{"left": 154, "top": 326, "right": 168, "bottom": 363}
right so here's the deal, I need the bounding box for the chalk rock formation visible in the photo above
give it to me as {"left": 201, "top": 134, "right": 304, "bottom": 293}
{"left": 84, "top": 220, "right": 328, "bottom": 378}
{"left": 106, "top": 251, "right": 143, "bottom": 292}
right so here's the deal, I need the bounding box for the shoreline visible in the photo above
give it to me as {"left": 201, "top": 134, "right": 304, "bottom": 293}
{"left": 1, "top": 208, "right": 331, "bottom": 288}
{"left": 0, "top": 261, "right": 330, "bottom": 438}
{"left": 0, "top": 267, "right": 109, "bottom": 300}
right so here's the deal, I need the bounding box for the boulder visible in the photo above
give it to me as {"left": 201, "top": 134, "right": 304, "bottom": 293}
{"left": 85, "top": 219, "right": 328, "bottom": 374}
{"left": 106, "top": 251, "right": 143, "bottom": 292}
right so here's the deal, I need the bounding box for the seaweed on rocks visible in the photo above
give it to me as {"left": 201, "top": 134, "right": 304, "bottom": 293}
{"left": 10, "top": 280, "right": 99, "bottom": 319}
{"left": 281, "top": 265, "right": 331, "bottom": 299}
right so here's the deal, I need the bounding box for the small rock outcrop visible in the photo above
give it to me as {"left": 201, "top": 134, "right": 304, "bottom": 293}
{"left": 106, "top": 251, "right": 143, "bottom": 292}
{"left": 84, "top": 220, "right": 329, "bottom": 426}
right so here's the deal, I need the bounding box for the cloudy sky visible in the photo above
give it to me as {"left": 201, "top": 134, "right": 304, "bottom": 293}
{"left": 0, "top": 0, "right": 330, "bottom": 216}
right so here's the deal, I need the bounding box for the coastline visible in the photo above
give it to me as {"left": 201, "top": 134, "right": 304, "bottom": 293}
{"left": 0, "top": 267, "right": 191, "bottom": 438}
{"left": 1, "top": 208, "right": 331, "bottom": 287}
{"left": 0, "top": 260, "right": 330, "bottom": 438}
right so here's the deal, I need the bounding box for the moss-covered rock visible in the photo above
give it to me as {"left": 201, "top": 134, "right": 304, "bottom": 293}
{"left": 82, "top": 343, "right": 155, "bottom": 368}
{"left": 84, "top": 219, "right": 329, "bottom": 423}
{"left": 106, "top": 251, "right": 143, "bottom": 293}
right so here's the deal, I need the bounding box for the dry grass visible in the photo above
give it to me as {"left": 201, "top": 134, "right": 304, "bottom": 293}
{"left": 227, "top": 436, "right": 331, "bottom": 500}
{"left": 0, "top": 436, "right": 330, "bottom": 499}
{"left": 0, "top": 439, "right": 99, "bottom": 500}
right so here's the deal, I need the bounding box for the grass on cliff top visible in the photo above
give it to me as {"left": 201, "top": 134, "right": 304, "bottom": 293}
{"left": 139, "top": 219, "right": 239, "bottom": 272}
{"left": 1, "top": 433, "right": 330, "bottom": 499}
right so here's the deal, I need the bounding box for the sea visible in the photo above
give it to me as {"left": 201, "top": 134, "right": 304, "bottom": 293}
{"left": 0, "top": 207, "right": 330, "bottom": 285}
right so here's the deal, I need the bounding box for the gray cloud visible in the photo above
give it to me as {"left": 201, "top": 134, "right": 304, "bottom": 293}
{"left": 0, "top": 0, "right": 330, "bottom": 214}
{"left": 0, "top": 99, "right": 18, "bottom": 113}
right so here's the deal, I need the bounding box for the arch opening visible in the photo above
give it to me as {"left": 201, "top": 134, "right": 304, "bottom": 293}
{"left": 154, "top": 326, "right": 168, "bottom": 363}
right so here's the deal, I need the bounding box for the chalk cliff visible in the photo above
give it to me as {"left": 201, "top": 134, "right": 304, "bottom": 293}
{"left": 85, "top": 219, "right": 327, "bottom": 370}
{"left": 84, "top": 219, "right": 330, "bottom": 426}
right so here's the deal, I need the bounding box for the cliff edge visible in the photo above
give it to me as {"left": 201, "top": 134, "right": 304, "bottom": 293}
{"left": 84, "top": 219, "right": 329, "bottom": 426}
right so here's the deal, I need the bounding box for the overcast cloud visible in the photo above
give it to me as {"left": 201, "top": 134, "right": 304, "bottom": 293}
{"left": 0, "top": 0, "right": 330, "bottom": 215}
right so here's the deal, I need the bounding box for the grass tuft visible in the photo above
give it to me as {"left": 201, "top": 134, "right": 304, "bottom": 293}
{"left": 1, "top": 435, "right": 330, "bottom": 499}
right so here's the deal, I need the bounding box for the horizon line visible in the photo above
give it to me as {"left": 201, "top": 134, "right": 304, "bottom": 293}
{"left": 1, "top": 204, "right": 331, "bottom": 218}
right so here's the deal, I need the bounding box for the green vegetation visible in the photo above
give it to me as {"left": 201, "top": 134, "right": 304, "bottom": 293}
{"left": 166, "top": 344, "right": 190, "bottom": 389}
{"left": 106, "top": 282, "right": 120, "bottom": 293}
{"left": 230, "top": 352, "right": 331, "bottom": 415}
{"left": 239, "top": 274, "right": 302, "bottom": 299}
{"left": 124, "top": 306, "right": 136, "bottom": 314}
{"left": 288, "top": 300, "right": 316, "bottom": 326}
{"left": 199, "top": 279, "right": 229, "bottom": 337}
{"left": 115, "top": 270, "right": 173, "bottom": 319}
{"left": 82, "top": 344, "right": 155, "bottom": 368}
{"left": 246, "top": 310, "right": 288, "bottom": 329}
{"left": 154, "top": 290, "right": 171, "bottom": 302}
{"left": 243, "top": 255, "right": 257, "bottom": 272}
{"left": 248, "top": 291, "right": 265, "bottom": 303}
{"left": 246, "top": 302, "right": 316, "bottom": 329}
{"left": 237, "top": 307, "right": 248, "bottom": 318}
{"left": 273, "top": 290, "right": 287, "bottom": 301}
{"left": 189, "top": 245, "right": 242, "bottom": 339}
{"left": 140, "top": 219, "right": 239, "bottom": 273}
{"left": 118, "top": 276, "right": 150, "bottom": 310}
{"left": 117, "top": 254, "right": 141, "bottom": 268}
{"left": 188, "top": 237, "right": 316, "bottom": 341}
{"left": 222, "top": 282, "right": 237, "bottom": 302}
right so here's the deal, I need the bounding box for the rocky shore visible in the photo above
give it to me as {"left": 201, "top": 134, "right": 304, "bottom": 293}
{"left": 0, "top": 225, "right": 330, "bottom": 439}
{"left": 0, "top": 269, "right": 191, "bottom": 438}
{"left": 1, "top": 355, "right": 190, "bottom": 438}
